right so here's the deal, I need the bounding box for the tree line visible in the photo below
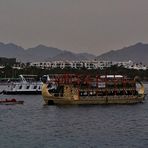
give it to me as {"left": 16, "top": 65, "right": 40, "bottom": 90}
{"left": 0, "top": 65, "right": 148, "bottom": 81}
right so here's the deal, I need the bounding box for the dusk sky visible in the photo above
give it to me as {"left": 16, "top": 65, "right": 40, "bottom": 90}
{"left": 0, "top": 0, "right": 148, "bottom": 55}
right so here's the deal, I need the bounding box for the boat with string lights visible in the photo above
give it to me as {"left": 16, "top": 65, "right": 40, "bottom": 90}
{"left": 41, "top": 74, "right": 145, "bottom": 105}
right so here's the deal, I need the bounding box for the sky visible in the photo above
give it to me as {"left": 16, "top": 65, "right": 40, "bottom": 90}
{"left": 0, "top": 0, "right": 148, "bottom": 55}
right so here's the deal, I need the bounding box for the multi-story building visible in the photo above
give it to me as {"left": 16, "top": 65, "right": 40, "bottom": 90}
{"left": 0, "top": 57, "right": 17, "bottom": 66}
{"left": 30, "top": 60, "right": 147, "bottom": 70}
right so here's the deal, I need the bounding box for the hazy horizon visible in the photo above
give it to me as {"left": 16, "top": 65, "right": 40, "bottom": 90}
{"left": 0, "top": 0, "right": 148, "bottom": 55}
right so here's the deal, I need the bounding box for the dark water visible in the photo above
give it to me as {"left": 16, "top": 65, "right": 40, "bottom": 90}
{"left": 0, "top": 85, "right": 148, "bottom": 148}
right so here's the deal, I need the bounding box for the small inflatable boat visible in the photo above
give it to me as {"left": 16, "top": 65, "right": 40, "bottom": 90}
{"left": 0, "top": 98, "right": 24, "bottom": 105}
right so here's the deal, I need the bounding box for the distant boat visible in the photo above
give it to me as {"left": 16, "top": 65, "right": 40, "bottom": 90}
{"left": 0, "top": 98, "right": 24, "bottom": 105}
{"left": 41, "top": 74, "right": 145, "bottom": 105}
{"left": 2, "top": 75, "right": 42, "bottom": 95}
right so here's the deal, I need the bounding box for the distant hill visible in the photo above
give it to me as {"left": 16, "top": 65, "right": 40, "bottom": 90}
{"left": 25, "top": 45, "right": 63, "bottom": 62}
{"left": 96, "top": 42, "right": 148, "bottom": 64}
{"left": 51, "top": 51, "right": 95, "bottom": 61}
{"left": 0, "top": 42, "right": 24, "bottom": 57}
{"left": 0, "top": 42, "right": 148, "bottom": 64}
{"left": 0, "top": 42, "right": 95, "bottom": 62}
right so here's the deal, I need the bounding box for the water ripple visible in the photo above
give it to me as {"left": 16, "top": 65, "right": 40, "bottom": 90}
{"left": 0, "top": 84, "right": 148, "bottom": 148}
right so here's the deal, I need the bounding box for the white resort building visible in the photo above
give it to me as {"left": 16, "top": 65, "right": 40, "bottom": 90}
{"left": 30, "top": 60, "right": 147, "bottom": 70}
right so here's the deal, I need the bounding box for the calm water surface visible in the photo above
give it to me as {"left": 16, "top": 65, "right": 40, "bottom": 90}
{"left": 0, "top": 84, "right": 148, "bottom": 148}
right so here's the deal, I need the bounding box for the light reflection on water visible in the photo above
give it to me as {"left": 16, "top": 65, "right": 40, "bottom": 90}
{"left": 0, "top": 84, "right": 148, "bottom": 148}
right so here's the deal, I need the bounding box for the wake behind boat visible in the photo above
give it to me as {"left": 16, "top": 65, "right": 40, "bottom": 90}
{"left": 2, "top": 75, "right": 42, "bottom": 95}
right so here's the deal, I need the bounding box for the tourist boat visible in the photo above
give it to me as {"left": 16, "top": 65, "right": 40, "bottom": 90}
{"left": 0, "top": 98, "right": 24, "bottom": 105}
{"left": 41, "top": 74, "right": 145, "bottom": 105}
{"left": 2, "top": 75, "right": 42, "bottom": 95}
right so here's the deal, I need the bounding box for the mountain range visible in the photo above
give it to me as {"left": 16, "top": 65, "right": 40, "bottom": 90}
{"left": 0, "top": 42, "right": 95, "bottom": 62}
{"left": 96, "top": 42, "right": 148, "bottom": 64}
{"left": 0, "top": 42, "right": 148, "bottom": 64}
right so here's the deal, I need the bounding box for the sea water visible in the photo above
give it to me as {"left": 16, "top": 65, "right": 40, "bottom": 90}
{"left": 0, "top": 84, "right": 148, "bottom": 148}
